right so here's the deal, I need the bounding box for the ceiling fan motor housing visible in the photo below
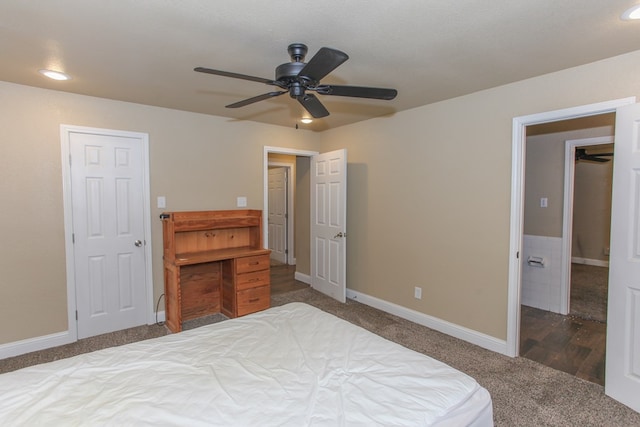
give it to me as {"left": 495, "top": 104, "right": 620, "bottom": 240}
{"left": 275, "top": 61, "right": 307, "bottom": 83}
{"left": 276, "top": 43, "right": 319, "bottom": 98}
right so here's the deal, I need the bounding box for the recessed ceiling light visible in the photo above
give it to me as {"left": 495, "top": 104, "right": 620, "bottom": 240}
{"left": 300, "top": 118, "right": 313, "bottom": 124}
{"left": 621, "top": 4, "right": 640, "bottom": 20}
{"left": 39, "top": 69, "right": 71, "bottom": 81}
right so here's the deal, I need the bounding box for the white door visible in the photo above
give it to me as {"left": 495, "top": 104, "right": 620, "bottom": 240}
{"left": 606, "top": 103, "right": 640, "bottom": 411}
{"left": 69, "top": 130, "right": 148, "bottom": 339}
{"left": 268, "top": 167, "right": 287, "bottom": 264}
{"left": 311, "top": 149, "right": 347, "bottom": 303}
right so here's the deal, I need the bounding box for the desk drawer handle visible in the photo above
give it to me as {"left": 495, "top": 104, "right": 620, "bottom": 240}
{"left": 249, "top": 261, "right": 260, "bottom": 265}
{"left": 248, "top": 298, "right": 260, "bottom": 303}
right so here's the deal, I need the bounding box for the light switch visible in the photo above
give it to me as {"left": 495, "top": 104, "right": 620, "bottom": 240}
{"left": 157, "top": 196, "right": 166, "bottom": 209}
{"left": 540, "top": 197, "right": 548, "bottom": 208}
{"left": 237, "top": 196, "right": 247, "bottom": 208}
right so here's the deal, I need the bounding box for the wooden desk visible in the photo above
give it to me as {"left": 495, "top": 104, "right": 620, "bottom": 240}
{"left": 161, "top": 210, "right": 270, "bottom": 333}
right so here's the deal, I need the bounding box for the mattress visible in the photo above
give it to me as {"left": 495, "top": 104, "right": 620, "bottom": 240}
{"left": 0, "top": 302, "right": 493, "bottom": 426}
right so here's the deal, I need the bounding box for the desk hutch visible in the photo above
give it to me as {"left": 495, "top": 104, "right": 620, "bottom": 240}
{"left": 161, "top": 209, "right": 271, "bottom": 333}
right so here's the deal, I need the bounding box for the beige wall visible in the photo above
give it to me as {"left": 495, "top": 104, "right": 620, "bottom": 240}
{"left": 572, "top": 144, "right": 614, "bottom": 261}
{"left": 321, "top": 49, "right": 640, "bottom": 340}
{"left": 268, "top": 153, "right": 297, "bottom": 165}
{"left": 3, "top": 48, "right": 640, "bottom": 347}
{"left": 524, "top": 124, "right": 614, "bottom": 238}
{"left": 0, "top": 81, "right": 319, "bottom": 344}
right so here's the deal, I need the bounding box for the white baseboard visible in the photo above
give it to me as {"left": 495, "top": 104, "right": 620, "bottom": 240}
{"left": 294, "top": 271, "right": 311, "bottom": 285}
{"left": 0, "top": 312, "right": 167, "bottom": 360}
{"left": 0, "top": 330, "right": 75, "bottom": 360}
{"left": 572, "top": 257, "right": 609, "bottom": 268}
{"left": 346, "top": 289, "right": 508, "bottom": 355}
{"left": 2, "top": 288, "right": 506, "bottom": 360}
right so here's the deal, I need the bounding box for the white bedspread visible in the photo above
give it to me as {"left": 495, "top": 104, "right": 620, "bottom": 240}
{"left": 0, "top": 303, "right": 492, "bottom": 426}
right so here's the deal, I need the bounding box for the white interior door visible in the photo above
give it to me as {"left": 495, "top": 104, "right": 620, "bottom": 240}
{"left": 606, "top": 102, "right": 640, "bottom": 411}
{"left": 268, "top": 167, "right": 287, "bottom": 264}
{"left": 69, "top": 130, "right": 148, "bottom": 339}
{"left": 311, "top": 149, "right": 347, "bottom": 303}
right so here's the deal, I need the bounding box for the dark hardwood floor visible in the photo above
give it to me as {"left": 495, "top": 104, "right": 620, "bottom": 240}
{"left": 270, "top": 262, "right": 309, "bottom": 295}
{"left": 520, "top": 264, "right": 608, "bottom": 386}
{"left": 520, "top": 305, "right": 606, "bottom": 386}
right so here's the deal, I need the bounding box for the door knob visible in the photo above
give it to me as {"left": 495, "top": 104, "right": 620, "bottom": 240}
{"left": 134, "top": 240, "right": 143, "bottom": 247}
{"left": 334, "top": 232, "right": 346, "bottom": 238}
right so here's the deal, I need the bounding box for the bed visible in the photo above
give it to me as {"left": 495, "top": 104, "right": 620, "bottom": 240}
{"left": 0, "top": 303, "right": 493, "bottom": 426}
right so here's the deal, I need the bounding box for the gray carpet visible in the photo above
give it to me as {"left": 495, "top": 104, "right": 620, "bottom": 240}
{"left": 570, "top": 263, "right": 608, "bottom": 323}
{"left": 2, "top": 287, "right": 639, "bottom": 426}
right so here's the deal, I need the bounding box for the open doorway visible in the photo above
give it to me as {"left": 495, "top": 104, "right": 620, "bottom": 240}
{"left": 567, "top": 140, "right": 613, "bottom": 322}
{"left": 518, "top": 114, "right": 614, "bottom": 385}
{"left": 264, "top": 147, "right": 317, "bottom": 296}
{"left": 263, "top": 146, "right": 349, "bottom": 303}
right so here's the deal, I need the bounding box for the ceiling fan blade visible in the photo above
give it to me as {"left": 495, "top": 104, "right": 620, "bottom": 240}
{"left": 194, "top": 67, "right": 278, "bottom": 86}
{"left": 585, "top": 156, "right": 611, "bottom": 163}
{"left": 576, "top": 148, "right": 614, "bottom": 162}
{"left": 226, "top": 91, "right": 287, "bottom": 108}
{"left": 298, "top": 47, "right": 349, "bottom": 83}
{"left": 297, "top": 93, "right": 329, "bottom": 118}
{"left": 315, "top": 84, "right": 397, "bottom": 100}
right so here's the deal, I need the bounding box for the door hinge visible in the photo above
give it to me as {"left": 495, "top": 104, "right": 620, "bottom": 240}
{"left": 75, "top": 310, "right": 78, "bottom": 320}
{"left": 72, "top": 233, "right": 75, "bottom": 244}
{"left": 285, "top": 249, "right": 289, "bottom": 255}
{"left": 517, "top": 251, "right": 519, "bottom": 259}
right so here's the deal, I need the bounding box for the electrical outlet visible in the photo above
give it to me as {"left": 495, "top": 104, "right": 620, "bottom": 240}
{"left": 414, "top": 286, "right": 422, "bottom": 300}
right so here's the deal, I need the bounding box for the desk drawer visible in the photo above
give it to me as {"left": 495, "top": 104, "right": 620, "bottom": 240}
{"left": 236, "top": 254, "right": 270, "bottom": 274}
{"left": 237, "top": 285, "right": 270, "bottom": 316}
{"left": 236, "top": 270, "right": 270, "bottom": 291}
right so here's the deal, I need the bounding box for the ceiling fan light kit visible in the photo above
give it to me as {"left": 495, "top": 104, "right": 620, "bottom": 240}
{"left": 195, "top": 43, "right": 397, "bottom": 119}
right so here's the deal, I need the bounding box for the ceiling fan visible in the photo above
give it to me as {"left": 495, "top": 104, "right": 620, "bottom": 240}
{"left": 575, "top": 148, "right": 614, "bottom": 163}
{"left": 194, "top": 43, "right": 398, "bottom": 119}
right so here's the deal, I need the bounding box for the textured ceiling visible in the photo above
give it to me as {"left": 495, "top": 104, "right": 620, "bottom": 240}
{"left": 1, "top": 1, "right": 639, "bottom": 131}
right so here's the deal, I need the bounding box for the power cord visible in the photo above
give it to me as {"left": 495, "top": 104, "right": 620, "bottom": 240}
{"left": 155, "top": 293, "right": 165, "bottom": 326}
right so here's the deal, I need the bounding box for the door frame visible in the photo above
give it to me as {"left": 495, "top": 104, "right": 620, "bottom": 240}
{"left": 60, "top": 124, "right": 154, "bottom": 342}
{"left": 560, "top": 136, "right": 614, "bottom": 315}
{"left": 268, "top": 161, "right": 295, "bottom": 264}
{"left": 506, "top": 97, "right": 635, "bottom": 357}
